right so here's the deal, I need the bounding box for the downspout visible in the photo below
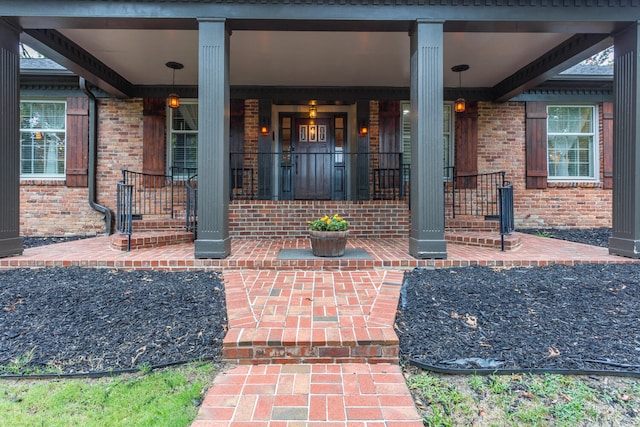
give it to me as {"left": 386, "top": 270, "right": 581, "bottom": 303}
{"left": 80, "top": 77, "right": 113, "bottom": 235}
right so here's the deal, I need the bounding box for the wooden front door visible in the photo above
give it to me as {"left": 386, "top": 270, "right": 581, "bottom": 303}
{"left": 293, "top": 118, "right": 332, "bottom": 199}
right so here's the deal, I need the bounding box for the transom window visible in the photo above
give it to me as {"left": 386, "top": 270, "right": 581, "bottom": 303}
{"left": 168, "top": 101, "right": 198, "bottom": 177}
{"left": 547, "top": 105, "right": 597, "bottom": 180}
{"left": 20, "top": 100, "right": 66, "bottom": 178}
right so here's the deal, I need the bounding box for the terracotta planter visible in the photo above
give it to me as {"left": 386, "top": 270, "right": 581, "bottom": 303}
{"left": 309, "top": 230, "right": 349, "bottom": 257}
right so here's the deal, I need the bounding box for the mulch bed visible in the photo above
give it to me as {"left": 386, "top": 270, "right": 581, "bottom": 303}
{"left": 396, "top": 263, "right": 640, "bottom": 373}
{"left": 0, "top": 267, "right": 226, "bottom": 374}
{"left": 4, "top": 229, "right": 638, "bottom": 375}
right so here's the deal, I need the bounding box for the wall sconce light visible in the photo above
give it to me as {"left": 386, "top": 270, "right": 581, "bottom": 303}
{"left": 260, "top": 124, "right": 269, "bottom": 136}
{"left": 359, "top": 122, "right": 368, "bottom": 137}
{"left": 452, "top": 64, "right": 469, "bottom": 113}
{"left": 309, "top": 100, "right": 318, "bottom": 119}
{"left": 166, "top": 61, "right": 184, "bottom": 109}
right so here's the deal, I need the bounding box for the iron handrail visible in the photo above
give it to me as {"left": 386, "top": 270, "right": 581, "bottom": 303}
{"left": 185, "top": 173, "right": 198, "bottom": 237}
{"left": 120, "top": 169, "right": 175, "bottom": 219}
{"left": 116, "top": 181, "right": 133, "bottom": 251}
{"left": 447, "top": 170, "right": 507, "bottom": 219}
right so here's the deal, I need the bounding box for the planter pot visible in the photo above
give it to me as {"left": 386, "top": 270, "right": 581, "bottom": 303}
{"left": 309, "top": 230, "right": 349, "bottom": 257}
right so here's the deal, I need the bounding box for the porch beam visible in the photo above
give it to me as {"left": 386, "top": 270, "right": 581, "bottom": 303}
{"left": 0, "top": 19, "right": 24, "bottom": 258}
{"left": 409, "top": 20, "right": 447, "bottom": 259}
{"left": 493, "top": 33, "right": 612, "bottom": 102}
{"left": 22, "top": 29, "right": 134, "bottom": 98}
{"left": 194, "top": 18, "right": 231, "bottom": 259}
{"left": 609, "top": 23, "right": 640, "bottom": 258}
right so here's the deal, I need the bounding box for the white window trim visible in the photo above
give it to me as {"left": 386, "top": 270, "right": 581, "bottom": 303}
{"left": 166, "top": 99, "right": 199, "bottom": 179}
{"left": 546, "top": 104, "right": 599, "bottom": 183}
{"left": 400, "top": 101, "right": 454, "bottom": 181}
{"left": 19, "top": 99, "right": 67, "bottom": 180}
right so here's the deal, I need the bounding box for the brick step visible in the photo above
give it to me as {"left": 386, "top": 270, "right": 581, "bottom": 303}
{"left": 222, "top": 326, "right": 399, "bottom": 365}
{"left": 131, "top": 217, "right": 187, "bottom": 231}
{"left": 110, "top": 230, "right": 194, "bottom": 251}
{"left": 446, "top": 230, "right": 521, "bottom": 251}
{"left": 446, "top": 216, "right": 500, "bottom": 232}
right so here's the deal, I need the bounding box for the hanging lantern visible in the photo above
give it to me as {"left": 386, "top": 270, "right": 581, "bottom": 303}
{"left": 451, "top": 64, "right": 470, "bottom": 113}
{"left": 165, "top": 61, "right": 184, "bottom": 109}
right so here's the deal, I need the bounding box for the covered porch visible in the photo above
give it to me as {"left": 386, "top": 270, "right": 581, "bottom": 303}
{"left": 1, "top": 2, "right": 640, "bottom": 260}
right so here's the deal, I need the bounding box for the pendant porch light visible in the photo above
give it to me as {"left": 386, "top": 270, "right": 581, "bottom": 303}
{"left": 166, "top": 61, "right": 184, "bottom": 109}
{"left": 452, "top": 64, "right": 469, "bottom": 113}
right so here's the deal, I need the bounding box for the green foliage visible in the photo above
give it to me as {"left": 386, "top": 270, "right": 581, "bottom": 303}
{"left": 0, "top": 349, "right": 61, "bottom": 376}
{"left": 408, "top": 372, "right": 640, "bottom": 427}
{"left": 408, "top": 372, "right": 470, "bottom": 426}
{"left": 308, "top": 214, "right": 349, "bottom": 231}
{"left": 535, "top": 231, "right": 553, "bottom": 238}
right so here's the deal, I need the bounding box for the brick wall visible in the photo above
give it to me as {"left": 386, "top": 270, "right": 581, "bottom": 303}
{"left": 229, "top": 200, "right": 410, "bottom": 238}
{"left": 20, "top": 181, "right": 104, "bottom": 236}
{"left": 20, "top": 99, "right": 144, "bottom": 236}
{"left": 477, "top": 101, "right": 612, "bottom": 229}
{"left": 20, "top": 98, "right": 612, "bottom": 237}
{"left": 95, "top": 99, "right": 145, "bottom": 214}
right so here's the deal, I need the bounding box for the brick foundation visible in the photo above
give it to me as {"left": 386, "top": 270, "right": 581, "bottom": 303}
{"left": 229, "top": 200, "right": 410, "bottom": 239}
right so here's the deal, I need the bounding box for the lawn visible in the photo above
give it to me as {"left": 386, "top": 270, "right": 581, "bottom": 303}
{"left": 0, "top": 362, "right": 217, "bottom": 427}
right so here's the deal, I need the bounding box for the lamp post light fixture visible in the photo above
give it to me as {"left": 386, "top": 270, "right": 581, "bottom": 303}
{"left": 166, "top": 61, "right": 184, "bottom": 109}
{"left": 451, "top": 64, "right": 469, "bottom": 113}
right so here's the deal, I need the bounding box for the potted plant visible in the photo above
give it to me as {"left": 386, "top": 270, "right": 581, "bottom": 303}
{"left": 307, "top": 214, "right": 349, "bottom": 257}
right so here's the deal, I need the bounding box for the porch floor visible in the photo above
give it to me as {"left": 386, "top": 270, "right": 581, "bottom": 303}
{"left": 0, "top": 232, "right": 630, "bottom": 271}
{"left": 2, "top": 234, "right": 637, "bottom": 426}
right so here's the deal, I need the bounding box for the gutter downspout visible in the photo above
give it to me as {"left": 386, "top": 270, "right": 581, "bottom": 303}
{"left": 80, "top": 77, "right": 113, "bottom": 235}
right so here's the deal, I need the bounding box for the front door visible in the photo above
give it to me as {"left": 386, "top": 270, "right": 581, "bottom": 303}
{"left": 293, "top": 117, "right": 332, "bottom": 199}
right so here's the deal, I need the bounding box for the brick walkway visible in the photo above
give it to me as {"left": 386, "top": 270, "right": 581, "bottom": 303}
{"left": 2, "top": 233, "right": 638, "bottom": 426}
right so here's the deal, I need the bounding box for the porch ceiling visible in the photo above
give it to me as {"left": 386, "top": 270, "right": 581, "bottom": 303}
{"left": 17, "top": 17, "right": 614, "bottom": 100}
{"left": 53, "top": 29, "right": 574, "bottom": 89}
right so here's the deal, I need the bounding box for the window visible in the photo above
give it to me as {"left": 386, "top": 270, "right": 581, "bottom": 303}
{"left": 168, "top": 101, "right": 198, "bottom": 177}
{"left": 547, "top": 105, "right": 597, "bottom": 180}
{"left": 20, "top": 100, "right": 66, "bottom": 178}
{"left": 400, "top": 101, "right": 454, "bottom": 180}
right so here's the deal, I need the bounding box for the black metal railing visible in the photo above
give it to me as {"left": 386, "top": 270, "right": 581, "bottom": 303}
{"left": 117, "top": 158, "right": 511, "bottom": 240}
{"left": 185, "top": 173, "right": 198, "bottom": 237}
{"left": 498, "top": 181, "right": 515, "bottom": 251}
{"left": 229, "top": 151, "right": 408, "bottom": 201}
{"left": 120, "top": 169, "right": 176, "bottom": 219}
{"left": 116, "top": 181, "right": 133, "bottom": 251}
{"left": 446, "top": 170, "right": 507, "bottom": 218}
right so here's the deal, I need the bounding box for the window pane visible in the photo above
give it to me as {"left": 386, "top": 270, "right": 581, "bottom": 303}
{"left": 169, "top": 102, "right": 198, "bottom": 175}
{"left": 20, "top": 101, "right": 66, "bottom": 177}
{"left": 547, "top": 105, "right": 595, "bottom": 180}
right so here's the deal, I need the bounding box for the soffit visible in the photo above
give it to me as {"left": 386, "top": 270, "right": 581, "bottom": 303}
{"left": 57, "top": 28, "right": 572, "bottom": 88}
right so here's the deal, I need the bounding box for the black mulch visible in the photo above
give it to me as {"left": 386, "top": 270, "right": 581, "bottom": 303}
{"left": 22, "top": 235, "right": 97, "bottom": 249}
{"left": 518, "top": 227, "right": 611, "bottom": 248}
{"left": 0, "top": 267, "right": 226, "bottom": 374}
{"left": 4, "top": 229, "right": 638, "bottom": 375}
{"left": 397, "top": 261, "right": 640, "bottom": 373}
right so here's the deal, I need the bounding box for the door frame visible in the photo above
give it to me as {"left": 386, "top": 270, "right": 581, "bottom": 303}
{"left": 271, "top": 103, "right": 358, "bottom": 200}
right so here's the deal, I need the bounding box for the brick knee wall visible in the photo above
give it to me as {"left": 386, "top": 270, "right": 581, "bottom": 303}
{"left": 229, "top": 200, "right": 410, "bottom": 238}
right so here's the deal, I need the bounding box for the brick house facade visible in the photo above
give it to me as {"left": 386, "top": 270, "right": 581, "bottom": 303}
{"left": 18, "top": 95, "right": 613, "bottom": 237}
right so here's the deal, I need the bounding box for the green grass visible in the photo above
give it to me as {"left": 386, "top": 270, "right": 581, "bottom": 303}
{"left": 535, "top": 231, "right": 554, "bottom": 238}
{"left": 0, "top": 362, "right": 216, "bottom": 427}
{"left": 407, "top": 371, "right": 640, "bottom": 427}
{"left": 0, "top": 349, "right": 61, "bottom": 376}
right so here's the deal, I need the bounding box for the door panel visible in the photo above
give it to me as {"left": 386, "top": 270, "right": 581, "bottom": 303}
{"left": 293, "top": 118, "right": 332, "bottom": 200}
